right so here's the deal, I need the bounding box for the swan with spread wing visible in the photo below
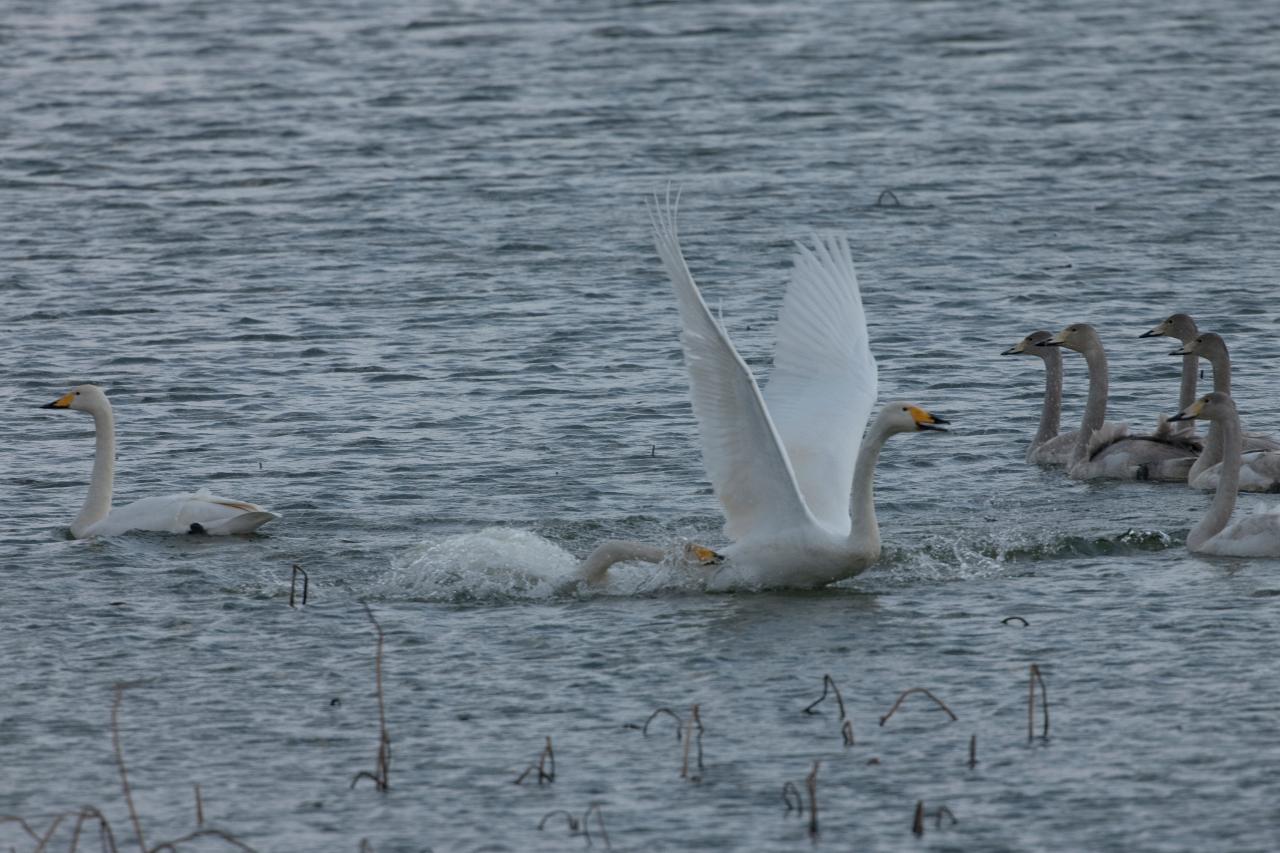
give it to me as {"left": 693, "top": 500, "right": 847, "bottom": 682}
{"left": 577, "top": 197, "right": 948, "bottom": 590}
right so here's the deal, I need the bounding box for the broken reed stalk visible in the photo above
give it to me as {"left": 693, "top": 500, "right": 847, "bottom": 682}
{"left": 641, "top": 707, "right": 683, "bottom": 739}
{"left": 935, "top": 806, "right": 958, "bottom": 828}
{"left": 876, "top": 189, "right": 902, "bottom": 207}
{"left": 583, "top": 803, "right": 611, "bottom": 850}
{"left": 0, "top": 815, "right": 40, "bottom": 843}
{"left": 111, "top": 684, "right": 147, "bottom": 853}
{"left": 195, "top": 784, "right": 204, "bottom": 827}
{"left": 805, "top": 761, "right": 820, "bottom": 838}
{"left": 678, "top": 704, "right": 704, "bottom": 780}
{"left": 841, "top": 719, "right": 855, "bottom": 747}
{"left": 1028, "top": 664, "right": 1049, "bottom": 740}
{"left": 968, "top": 734, "right": 977, "bottom": 768}
{"left": 289, "top": 564, "right": 309, "bottom": 607}
{"left": 802, "top": 674, "right": 847, "bottom": 718}
{"left": 67, "top": 806, "right": 119, "bottom": 853}
{"left": 350, "top": 602, "right": 392, "bottom": 791}
{"left": 912, "top": 800, "right": 925, "bottom": 836}
{"left": 1001, "top": 616, "right": 1029, "bottom": 626}
{"left": 537, "top": 810, "right": 580, "bottom": 833}
{"left": 781, "top": 782, "right": 804, "bottom": 816}
{"left": 879, "top": 687, "right": 958, "bottom": 726}
{"left": 513, "top": 736, "right": 556, "bottom": 785}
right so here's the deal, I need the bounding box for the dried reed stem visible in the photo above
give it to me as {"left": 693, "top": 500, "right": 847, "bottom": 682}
{"left": 841, "top": 719, "right": 855, "bottom": 747}
{"left": 879, "top": 687, "right": 958, "bottom": 726}
{"left": 876, "top": 189, "right": 902, "bottom": 207}
{"left": 514, "top": 736, "right": 556, "bottom": 785}
{"left": 350, "top": 603, "right": 391, "bottom": 791}
{"left": 0, "top": 815, "right": 41, "bottom": 843}
{"left": 583, "top": 803, "right": 611, "bottom": 849}
{"left": 149, "top": 829, "right": 257, "bottom": 852}
{"left": 1001, "top": 616, "right": 1029, "bottom": 626}
{"left": 641, "top": 707, "right": 683, "bottom": 739}
{"left": 194, "top": 784, "right": 204, "bottom": 827}
{"left": 935, "top": 806, "right": 957, "bottom": 828}
{"left": 968, "top": 734, "right": 977, "bottom": 768}
{"left": 782, "top": 782, "right": 804, "bottom": 816}
{"left": 912, "top": 800, "right": 925, "bottom": 836}
{"left": 537, "top": 810, "right": 580, "bottom": 833}
{"left": 66, "top": 806, "right": 118, "bottom": 853}
{"left": 1028, "top": 664, "right": 1049, "bottom": 740}
{"left": 111, "top": 684, "right": 147, "bottom": 853}
{"left": 802, "top": 674, "right": 847, "bottom": 718}
{"left": 289, "top": 564, "right": 309, "bottom": 607}
{"left": 679, "top": 704, "right": 703, "bottom": 780}
{"left": 805, "top": 761, "right": 820, "bottom": 838}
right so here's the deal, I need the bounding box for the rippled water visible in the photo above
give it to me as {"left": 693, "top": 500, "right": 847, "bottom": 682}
{"left": 5, "top": 0, "right": 1280, "bottom": 850}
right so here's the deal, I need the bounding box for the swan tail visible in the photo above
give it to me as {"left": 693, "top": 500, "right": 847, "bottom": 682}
{"left": 205, "top": 511, "right": 279, "bottom": 534}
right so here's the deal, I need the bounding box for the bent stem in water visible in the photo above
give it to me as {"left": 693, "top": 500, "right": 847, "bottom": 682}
{"left": 879, "top": 688, "right": 958, "bottom": 726}
{"left": 1028, "top": 664, "right": 1050, "bottom": 740}
{"left": 350, "top": 603, "right": 391, "bottom": 792}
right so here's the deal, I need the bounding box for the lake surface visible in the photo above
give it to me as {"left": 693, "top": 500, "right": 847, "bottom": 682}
{"left": 4, "top": 0, "right": 1280, "bottom": 850}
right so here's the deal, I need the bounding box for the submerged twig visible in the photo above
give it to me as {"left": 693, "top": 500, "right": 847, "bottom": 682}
{"left": 879, "top": 688, "right": 958, "bottom": 726}
{"left": 968, "top": 734, "right": 977, "bottom": 768}
{"left": 350, "top": 603, "right": 391, "bottom": 791}
{"left": 0, "top": 815, "right": 41, "bottom": 843}
{"left": 583, "top": 803, "right": 611, "bottom": 849}
{"left": 841, "top": 718, "right": 855, "bottom": 747}
{"left": 289, "top": 564, "right": 309, "bottom": 607}
{"left": 194, "top": 784, "right": 204, "bottom": 828}
{"left": 806, "top": 761, "right": 820, "bottom": 838}
{"left": 641, "top": 707, "right": 683, "bottom": 740}
{"left": 149, "top": 828, "right": 257, "bottom": 852}
{"left": 1001, "top": 616, "right": 1029, "bottom": 626}
{"left": 1028, "top": 664, "right": 1049, "bottom": 740}
{"left": 912, "top": 800, "right": 925, "bottom": 836}
{"left": 876, "top": 189, "right": 902, "bottom": 207}
{"left": 66, "top": 806, "right": 119, "bottom": 853}
{"left": 680, "top": 704, "right": 704, "bottom": 781}
{"left": 538, "top": 810, "right": 580, "bottom": 833}
{"left": 802, "top": 674, "right": 847, "bottom": 718}
{"left": 935, "top": 806, "right": 958, "bottom": 828}
{"left": 112, "top": 684, "right": 147, "bottom": 853}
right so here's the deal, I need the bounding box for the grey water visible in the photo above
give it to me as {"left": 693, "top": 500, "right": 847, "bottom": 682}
{"left": 4, "top": 0, "right": 1280, "bottom": 849}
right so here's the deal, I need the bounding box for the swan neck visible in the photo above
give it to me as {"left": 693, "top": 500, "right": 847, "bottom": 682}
{"left": 1190, "top": 414, "right": 1240, "bottom": 550}
{"left": 1189, "top": 419, "right": 1223, "bottom": 483}
{"left": 1208, "top": 350, "right": 1231, "bottom": 394}
{"left": 1075, "top": 339, "right": 1108, "bottom": 462}
{"left": 1032, "top": 349, "right": 1062, "bottom": 451}
{"left": 847, "top": 418, "right": 889, "bottom": 556}
{"left": 74, "top": 405, "right": 115, "bottom": 537}
{"left": 1179, "top": 352, "right": 1199, "bottom": 410}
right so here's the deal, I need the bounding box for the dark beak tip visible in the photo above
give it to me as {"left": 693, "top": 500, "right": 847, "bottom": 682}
{"left": 1139, "top": 330, "right": 1157, "bottom": 338}
{"left": 40, "top": 402, "right": 60, "bottom": 409}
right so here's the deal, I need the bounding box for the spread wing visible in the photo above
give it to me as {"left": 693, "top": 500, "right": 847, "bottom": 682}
{"left": 649, "top": 194, "right": 817, "bottom": 541}
{"left": 762, "top": 234, "right": 878, "bottom": 536}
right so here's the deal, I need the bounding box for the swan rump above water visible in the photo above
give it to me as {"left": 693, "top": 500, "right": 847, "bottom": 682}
{"left": 1170, "top": 392, "right": 1280, "bottom": 556}
{"left": 577, "top": 196, "right": 948, "bottom": 591}
{"left": 41, "top": 384, "right": 279, "bottom": 538}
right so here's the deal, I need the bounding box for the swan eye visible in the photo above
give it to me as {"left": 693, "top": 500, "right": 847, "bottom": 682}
{"left": 74, "top": 391, "right": 80, "bottom": 396}
{"left": 901, "top": 406, "right": 908, "bottom": 412}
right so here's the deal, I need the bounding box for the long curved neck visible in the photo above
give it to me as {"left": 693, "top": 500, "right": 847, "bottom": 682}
{"left": 1179, "top": 351, "right": 1198, "bottom": 410}
{"left": 1074, "top": 338, "right": 1108, "bottom": 462}
{"left": 847, "top": 417, "right": 892, "bottom": 556}
{"left": 73, "top": 405, "right": 116, "bottom": 537}
{"left": 1032, "top": 351, "right": 1062, "bottom": 452}
{"left": 1189, "top": 419, "right": 1222, "bottom": 483}
{"left": 1189, "top": 414, "right": 1239, "bottom": 550}
{"left": 1207, "top": 349, "right": 1231, "bottom": 394}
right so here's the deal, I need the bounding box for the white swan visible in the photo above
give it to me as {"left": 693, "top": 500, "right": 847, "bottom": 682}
{"left": 1169, "top": 392, "right": 1280, "bottom": 556}
{"left": 1170, "top": 333, "right": 1280, "bottom": 490}
{"left": 1040, "top": 324, "right": 1199, "bottom": 481}
{"left": 1139, "top": 312, "right": 1200, "bottom": 436}
{"left": 576, "top": 197, "right": 948, "bottom": 590}
{"left": 1001, "top": 330, "right": 1078, "bottom": 466}
{"left": 41, "top": 385, "right": 279, "bottom": 538}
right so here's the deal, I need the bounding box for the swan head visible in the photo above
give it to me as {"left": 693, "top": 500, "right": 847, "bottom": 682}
{"left": 1170, "top": 331, "right": 1227, "bottom": 359}
{"left": 1140, "top": 313, "right": 1197, "bottom": 342}
{"left": 881, "top": 401, "right": 949, "bottom": 434}
{"left": 1001, "top": 330, "right": 1054, "bottom": 357}
{"left": 1041, "top": 323, "right": 1097, "bottom": 353}
{"left": 1170, "top": 391, "right": 1235, "bottom": 424}
{"left": 41, "top": 384, "right": 110, "bottom": 414}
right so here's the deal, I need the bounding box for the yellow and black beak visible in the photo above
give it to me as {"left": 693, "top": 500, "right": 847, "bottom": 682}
{"left": 1138, "top": 326, "right": 1164, "bottom": 339}
{"left": 1169, "top": 398, "right": 1205, "bottom": 422}
{"left": 41, "top": 392, "right": 75, "bottom": 409}
{"left": 909, "top": 406, "right": 949, "bottom": 432}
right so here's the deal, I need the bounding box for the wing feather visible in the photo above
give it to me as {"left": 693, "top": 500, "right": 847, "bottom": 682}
{"left": 762, "top": 234, "right": 878, "bottom": 535}
{"left": 649, "top": 194, "right": 817, "bottom": 540}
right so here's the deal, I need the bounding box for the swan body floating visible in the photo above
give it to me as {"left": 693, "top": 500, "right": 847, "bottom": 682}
{"left": 577, "top": 197, "right": 948, "bottom": 590}
{"left": 1169, "top": 392, "right": 1280, "bottom": 556}
{"left": 1041, "top": 324, "right": 1199, "bottom": 481}
{"left": 1001, "top": 331, "right": 1078, "bottom": 465}
{"left": 41, "top": 385, "right": 279, "bottom": 538}
{"left": 1168, "top": 333, "right": 1280, "bottom": 490}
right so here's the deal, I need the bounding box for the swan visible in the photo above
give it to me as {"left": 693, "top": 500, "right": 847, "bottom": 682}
{"left": 1168, "top": 392, "right": 1280, "bottom": 556}
{"left": 1170, "top": 333, "right": 1280, "bottom": 490}
{"left": 41, "top": 384, "right": 279, "bottom": 538}
{"left": 1139, "top": 312, "right": 1199, "bottom": 436}
{"left": 1000, "top": 330, "right": 1078, "bottom": 465}
{"left": 1040, "top": 324, "right": 1198, "bottom": 481}
{"left": 576, "top": 196, "right": 949, "bottom": 590}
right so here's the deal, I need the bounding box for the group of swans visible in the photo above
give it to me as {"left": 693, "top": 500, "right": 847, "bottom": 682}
{"left": 43, "top": 196, "right": 1280, "bottom": 573}
{"left": 1005, "top": 314, "right": 1280, "bottom": 557}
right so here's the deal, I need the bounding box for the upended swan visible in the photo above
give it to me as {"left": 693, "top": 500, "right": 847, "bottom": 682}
{"left": 576, "top": 197, "right": 948, "bottom": 590}
{"left": 41, "top": 384, "right": 279, "bottom": 538}
{"left": 1001, "top": 331, "right": 1078, "bottom": 465}
{"left": 1040, "top": 324, "right": 1199, "bottom": 481}
{"left": 1169, "top": 392, "right": 1280, "bottom": 556}
{"left": 1171, "top": 333, "right": 1280, "bottom": 490}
